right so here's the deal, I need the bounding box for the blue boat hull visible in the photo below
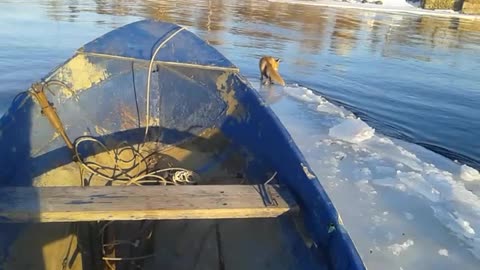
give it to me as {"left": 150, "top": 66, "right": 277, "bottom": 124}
{"left": 0, "top": 20, "right": 365, "bottom": 270}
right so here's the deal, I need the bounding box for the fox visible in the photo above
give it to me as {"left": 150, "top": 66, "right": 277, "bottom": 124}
{"left": 259, "top": 56, "right": 285, "bottom": 86}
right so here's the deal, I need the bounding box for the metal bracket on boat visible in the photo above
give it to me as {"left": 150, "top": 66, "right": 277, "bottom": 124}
{"left": 29, "top": 82, "right": 74, "bottom": 152}
{"left": 259, "top": 172, "right": 278, "bottom": 207}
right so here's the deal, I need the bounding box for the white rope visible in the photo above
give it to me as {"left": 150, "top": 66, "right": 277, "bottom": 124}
{"left": 173, "top": 170, "right": 194, "bottom": 184}
{"left": 70, "top": 26, "right": 198, "bottom": 268}
{"left": 144, "top": 26, "right": 186, "bottom": 143}
{"left": 74, "top": 136, "right": 196, "bottom": 186}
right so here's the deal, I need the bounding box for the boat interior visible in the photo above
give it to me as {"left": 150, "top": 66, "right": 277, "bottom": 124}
{"left": 0, "top": 49, "right": 327, "bottom": 269}
{"left": 2, "top": 131, "right": 322, "bottom": 270}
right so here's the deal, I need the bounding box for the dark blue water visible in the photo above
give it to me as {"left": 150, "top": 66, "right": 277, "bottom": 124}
{"left": 0, "top": 0, "right": 479, "bottom": 168}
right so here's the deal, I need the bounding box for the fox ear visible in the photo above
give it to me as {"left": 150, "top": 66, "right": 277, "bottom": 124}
{"left": 275, "top": 58, "right": 281, "bottom": 63}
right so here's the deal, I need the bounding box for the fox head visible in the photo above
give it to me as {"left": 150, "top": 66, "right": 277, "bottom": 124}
{"left": 271, "top": 57, "right": 281, "bottom": 70}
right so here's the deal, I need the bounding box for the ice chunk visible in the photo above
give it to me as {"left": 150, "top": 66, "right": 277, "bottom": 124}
{"left": 404, "top": 212, "right": 414, "bottom": 220}
{"left": 388, "top": 239, "right": 414, "bottom": 255}
{"left": 329, "top": 118, "right": 375, "bottom": 143}
{"left": 438, "top": 249, "right": 449, "bottom": 256}
{"left": 457, "top": 218, "right": 476, "bottom": 235}
{"left": 286, "top": 86, "right": 326, "bottom": 104}
{"left": 460, "top": 165, "right": 480, "bottom": 182}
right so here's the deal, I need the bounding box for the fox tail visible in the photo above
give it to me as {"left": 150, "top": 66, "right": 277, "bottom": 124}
{"left": 266, "top": 68, "right": 285, "bottom": 86}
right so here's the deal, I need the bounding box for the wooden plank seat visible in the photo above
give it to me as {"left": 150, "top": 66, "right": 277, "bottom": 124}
{"left": 0, "top": 185, "right": 298, "bottom": 223}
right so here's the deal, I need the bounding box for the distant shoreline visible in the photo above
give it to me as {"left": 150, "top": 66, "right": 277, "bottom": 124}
{"left": 268, "top": 0, "right": 480, "bottom": 20}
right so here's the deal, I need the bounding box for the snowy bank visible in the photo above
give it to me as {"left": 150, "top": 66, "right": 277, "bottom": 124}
{"left": 268, "top": 0, "right": 480, "bottom": 20}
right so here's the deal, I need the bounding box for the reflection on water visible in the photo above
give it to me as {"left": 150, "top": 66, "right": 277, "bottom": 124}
{"left": 34, "top": 0, "right": 480, "bottom": 53}
{"left": 331, "top": 15, "right": 362, "bottom": 56}
{"left": 1, "top": 0, "right": 479, "bottom": 168}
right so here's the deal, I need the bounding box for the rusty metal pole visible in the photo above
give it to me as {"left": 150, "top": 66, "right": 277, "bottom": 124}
{"left": 29, "top": 82, "right": 74, "bottom": 152}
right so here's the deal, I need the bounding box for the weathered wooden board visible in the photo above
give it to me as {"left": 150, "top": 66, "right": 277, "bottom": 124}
{"left": 0, "top": 185, "right": 297, "bottom": 223}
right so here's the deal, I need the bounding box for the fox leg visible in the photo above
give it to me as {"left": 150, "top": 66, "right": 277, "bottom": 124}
{"left": 261, "top": 73, "right": 269, "bottom": 85}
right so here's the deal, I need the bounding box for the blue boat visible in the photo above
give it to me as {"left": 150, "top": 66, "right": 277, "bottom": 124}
{"left": 0, "top": 20, "right": 366, "bottom": 270}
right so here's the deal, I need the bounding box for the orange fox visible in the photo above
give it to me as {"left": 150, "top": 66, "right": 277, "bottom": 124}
{"left": 259, "top": 56, "right": 285, "bottom": 86}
